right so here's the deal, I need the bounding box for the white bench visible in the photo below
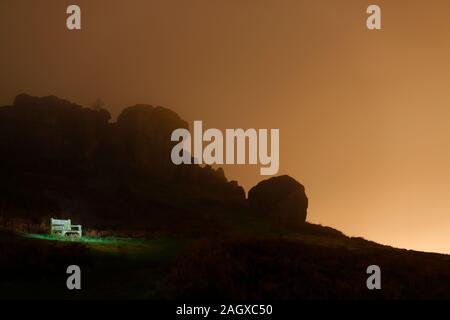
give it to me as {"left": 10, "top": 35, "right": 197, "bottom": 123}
{"left": 50, "top": 218, "right": 82, "bottom": 238}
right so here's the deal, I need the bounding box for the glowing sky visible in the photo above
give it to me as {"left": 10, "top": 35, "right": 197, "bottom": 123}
{"left": 1, "top": 0, "right": 450, "bottom": 254}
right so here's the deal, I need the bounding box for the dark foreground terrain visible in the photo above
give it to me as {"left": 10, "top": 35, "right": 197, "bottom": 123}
{"left": 1, "top": 223, "right": 450, "bottom": 300}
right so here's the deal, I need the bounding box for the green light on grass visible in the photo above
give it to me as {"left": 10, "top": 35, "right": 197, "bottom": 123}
{"left": 23, "top": 233, "right": 186, "bottom": 260}
{"left": 25, "top": 233, "right": 123, "bottom": 244}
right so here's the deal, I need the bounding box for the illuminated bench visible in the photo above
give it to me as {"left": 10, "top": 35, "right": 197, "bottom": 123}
{"left": 50, "top": 218, "right": 82, "bottom": 238}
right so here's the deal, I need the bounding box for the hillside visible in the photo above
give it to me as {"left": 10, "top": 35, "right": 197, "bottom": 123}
{"left": 1, "top": 224, "right": 450, "bottom": 299}
{"left": 1, "top": 94, "right": 449, "bottom": 300}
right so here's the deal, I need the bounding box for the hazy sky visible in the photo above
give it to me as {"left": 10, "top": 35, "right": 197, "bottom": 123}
{"left": 1, "top": 0, "right": 450, "bottom": 254}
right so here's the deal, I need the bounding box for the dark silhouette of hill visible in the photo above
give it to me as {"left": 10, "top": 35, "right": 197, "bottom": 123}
{"left": 0, "top": 94, "right": 247, "bottom": 235}
{"left": 0, "top": 94, "right": 312, "bottom": 237}
{"left": 1, "top": 94, "right": 450, "bottom": 300}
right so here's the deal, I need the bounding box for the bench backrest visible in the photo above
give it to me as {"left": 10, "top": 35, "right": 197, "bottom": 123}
{"left": 51, "top": 218, "right": 71, "bottom": 232}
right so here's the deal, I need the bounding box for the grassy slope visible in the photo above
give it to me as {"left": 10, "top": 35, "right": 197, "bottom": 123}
{"left": 1, "top": 225, "right": 450, "bottom": 299}
{"left": 0, "top": 232, "right": 186, "bottom": 299}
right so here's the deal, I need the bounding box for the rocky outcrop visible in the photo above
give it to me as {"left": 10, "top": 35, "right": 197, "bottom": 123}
{"left": 0, "top": 94, "right": 245, "bottom": 230}
{"left": 248, "top": 175, "right": 308, "bottom": 227}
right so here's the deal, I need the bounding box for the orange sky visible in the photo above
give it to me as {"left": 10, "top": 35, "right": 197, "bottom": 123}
{"left": 1, "top": 0, "right": 450, "bottom": 254}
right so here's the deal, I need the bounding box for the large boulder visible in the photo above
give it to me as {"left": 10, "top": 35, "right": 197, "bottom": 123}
{"left": 248, "top": 175, "right": 308, "bottom": 227}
